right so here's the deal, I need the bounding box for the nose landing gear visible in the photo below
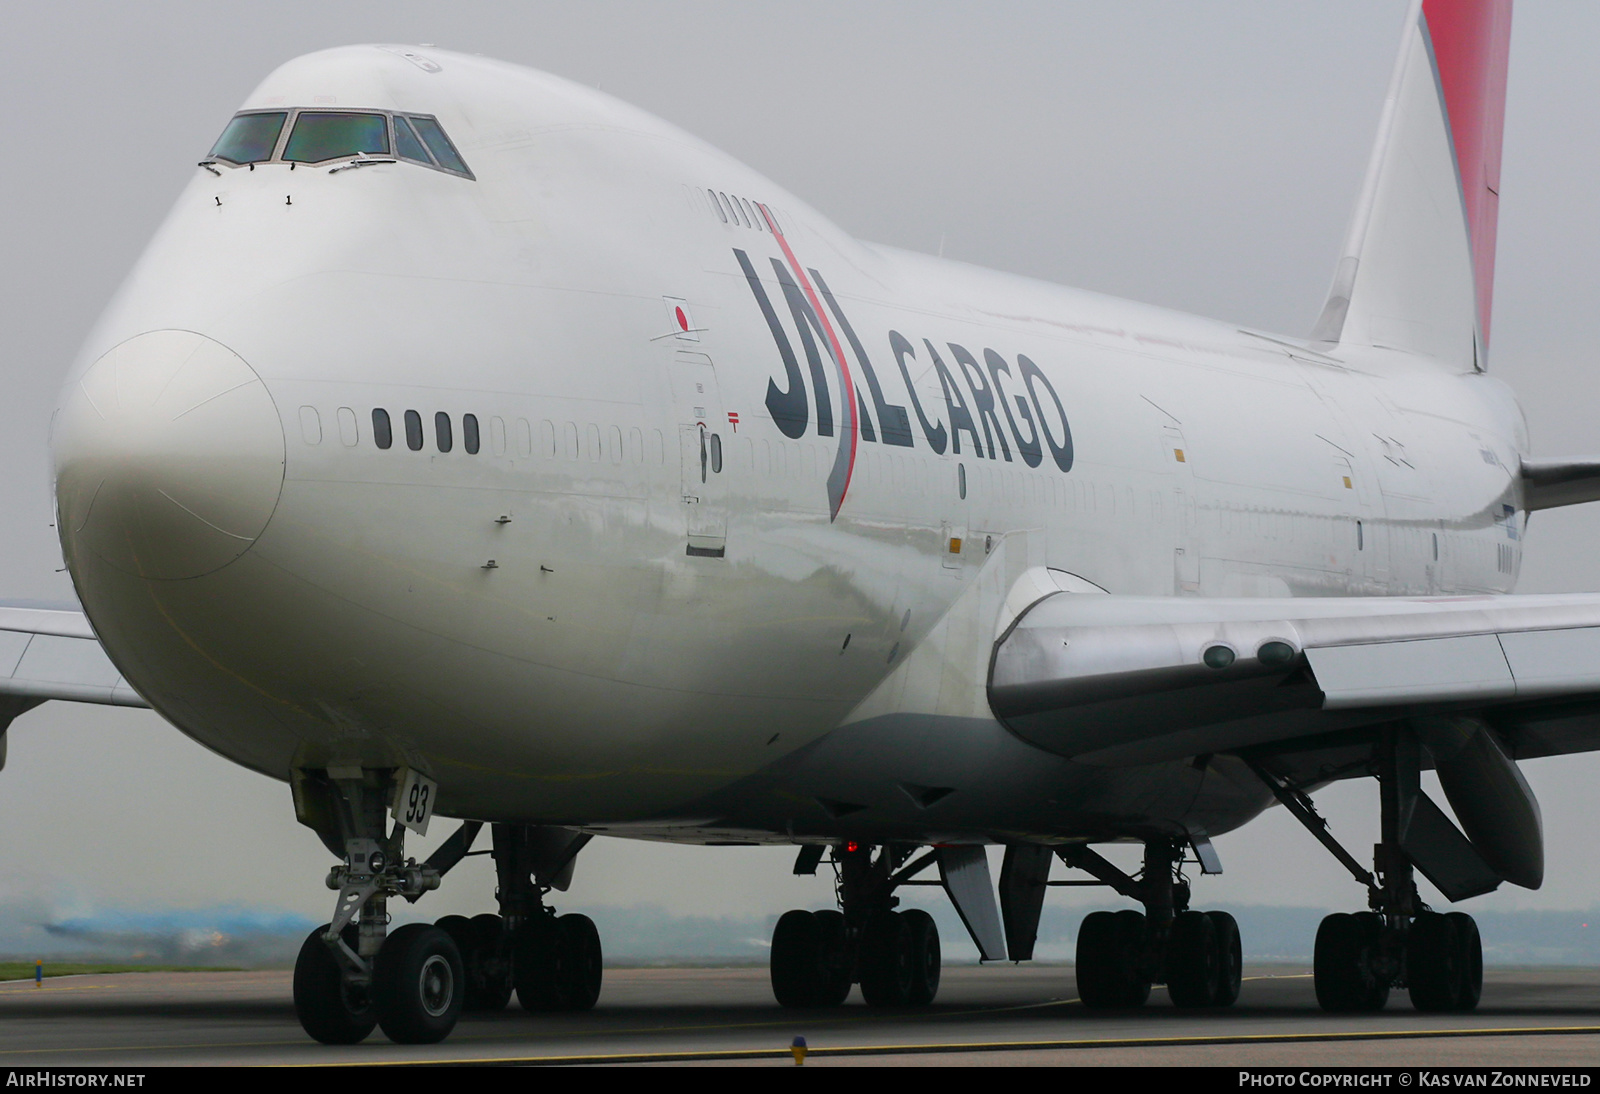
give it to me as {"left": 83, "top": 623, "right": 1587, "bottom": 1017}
{"left": 290, "top": 768, "right": 462, "bottom": 1045}
{"left": 289, "top": 769, "right": 604, "bottom": 1045}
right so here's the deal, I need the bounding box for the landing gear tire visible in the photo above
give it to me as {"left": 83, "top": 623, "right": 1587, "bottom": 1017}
{"left": 860, "top": 910, "right": 917, "bottom": 1007}
{"left": 1076, "top": 909, "right": 1151, "bottom": 1008}
{"left": 556, "top": 913, "right": 603, "bottom": 1011}
{"left": 1446, "top": 912, "right": 1483, "bottom": 1011}
{"left": 1315, "top": 911, "right": 1389, "bottom": 1012}
{"left": 471, "top": 913, "right": 514, "bottom": 1011}
{"left": 902, "top": 908, "right": 941, "bottom": 1006}
{"left": 1166, "top": 909, "right": 1220, "bottom": 1008}
{"left": 1208, "top": 910, "right": 1243, "bottom": 1007}
{"left": 372, "top": 924, "right": 465, "bottom": 1045}
{"left": 292, "top": 925, "right": 376, "bottom": 1045}
{"left": 515, "top": 913, "right": 601, "bottom": 1012}
{"left": 1409, "top": 911, "right": 1481, "bottom": 1012}
{"left": 435, "top": 915, "right": 483, "bottom": 1012}
{"left": 514, "top": 916, "right": 563, "bottom": 1011}
{"left": 811, "top": 909, "right": 853, "bottom": 1007}
{"left": 771, "top": 909, "right": 824, "bottom": 1008}
{"left": 437, "top": 913, "right": 513, "bottom": 1013}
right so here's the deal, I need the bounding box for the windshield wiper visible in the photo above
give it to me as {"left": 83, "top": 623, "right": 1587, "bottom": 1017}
{"left": 328, "top": 155, "right": 397, "bottom": 175}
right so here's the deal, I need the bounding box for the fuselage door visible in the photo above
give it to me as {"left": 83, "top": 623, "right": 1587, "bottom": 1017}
{"left": 1162, "top": 425, "right": 1199, "bottom": 592}
{"left": 672, "top": 352, "right": 727, "bottom": 558}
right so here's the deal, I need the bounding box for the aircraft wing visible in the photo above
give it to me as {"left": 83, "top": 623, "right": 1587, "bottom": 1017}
{"left": 0, "top": 601, "right": 147, "bottom": 710}
{"left": 989, "top": 589, "right": 1600, "bottom": 773}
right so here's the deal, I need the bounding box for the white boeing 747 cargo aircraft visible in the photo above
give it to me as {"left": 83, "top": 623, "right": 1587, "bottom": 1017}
{"left": 14, "top": 0, "right": 1598, "bottom": 1044}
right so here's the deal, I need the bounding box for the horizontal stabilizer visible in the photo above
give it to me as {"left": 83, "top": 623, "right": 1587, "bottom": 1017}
{"left": 1521, "top": 457, "right": 1600, "bottom": 511}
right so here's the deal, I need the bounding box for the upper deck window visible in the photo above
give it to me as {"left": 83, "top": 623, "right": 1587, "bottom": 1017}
{"left": 284, "top": 112, "right": 390, "bottom": 163}
{"left": 209, "top": 112, "right": 287, "bottom": 164}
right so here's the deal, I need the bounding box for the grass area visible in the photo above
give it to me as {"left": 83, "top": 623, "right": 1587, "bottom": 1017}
{"left": 0, "top": 962, "right": 241, "bottom": 981}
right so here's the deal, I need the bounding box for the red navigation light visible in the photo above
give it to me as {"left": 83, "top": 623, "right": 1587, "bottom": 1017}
{"left": 845, "top": 841, "right": 859, "bottom": 853}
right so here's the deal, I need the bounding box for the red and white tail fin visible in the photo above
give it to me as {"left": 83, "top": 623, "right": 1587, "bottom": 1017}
{"left": 1311, "top": 0, "right": 1511, "bottom": 369}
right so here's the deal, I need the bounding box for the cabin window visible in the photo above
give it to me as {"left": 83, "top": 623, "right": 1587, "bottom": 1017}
{"left": 1357, "top": 520, "right": 1364, "bottom": 550}
{"left": 404, "top": 410, "right": 423, "bottom": 451}
{"left": 298, "top": 406, "right": 322, "bottom": 445}
{"left": 958, "top": 463, "right": 967, "bottom": 499}
{"left": 435, "top": 411, "right": 453, "bottom": 453}
{"left": 337, "top": 407, "right": 359, "bottom": 447}
{"left": 209, "top": 112, "right": 287, "bottom": 164}
{"left": 463, "top": 413, "right": 480, "bottom": 454}
{"left": 283, "top": 112, "right": 389, "bottom": 163}
{"left": 710, "top": 432, "right": 723, "bottom": 474}
{"left": 373, "top": 409, "right": 393, "bottom": 450}
{"left": 707, "top": 189, "right": 727, "bottom": 223}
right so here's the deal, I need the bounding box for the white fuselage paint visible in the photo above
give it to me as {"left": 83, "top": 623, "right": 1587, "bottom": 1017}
{"left": 50, "top": 47, "right": 1526, "bottom": 845}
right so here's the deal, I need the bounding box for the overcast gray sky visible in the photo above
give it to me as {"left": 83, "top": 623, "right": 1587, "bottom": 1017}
{"left": 4, "top": 1, "right": 1600, "bottom": 934}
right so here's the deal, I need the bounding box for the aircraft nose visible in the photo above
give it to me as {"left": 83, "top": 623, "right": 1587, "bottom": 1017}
{"left": 53, "top": 330, "right": 285, "bottom": 581}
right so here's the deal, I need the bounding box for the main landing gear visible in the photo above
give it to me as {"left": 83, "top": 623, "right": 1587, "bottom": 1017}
{"left": 288, "top": 768, "right": 604, "bottom": 1045}
{"left": 414, "top": 825, "right": 602, "bottom": 1020}
{"left": 1250, "top": 725, "right": 1488, "bottom": 1014}
{"left": 1061, "top": 841, "right": 1243, "bottom": 1009}
{"left": 770, "top": 844, "right": 942, "bottom": 1008}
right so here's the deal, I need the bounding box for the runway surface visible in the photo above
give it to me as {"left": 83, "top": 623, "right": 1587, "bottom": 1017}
{"left": 1, "top": 964, "right": 1596, "bottom": 1066}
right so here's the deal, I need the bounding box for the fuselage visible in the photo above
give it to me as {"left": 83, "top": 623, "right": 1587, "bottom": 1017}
{"left": 49, "top": 46, "right": 1528, "bottom": 846}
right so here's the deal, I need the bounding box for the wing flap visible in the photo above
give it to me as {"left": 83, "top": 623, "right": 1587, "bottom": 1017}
{"left": 1308, "top": 634, "right": 1514, "bottom": 708}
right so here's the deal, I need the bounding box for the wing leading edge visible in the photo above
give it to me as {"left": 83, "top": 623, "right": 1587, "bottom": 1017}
{"left": 990, "top": 589, "right": 1600, "bottom": 769}
{"left": 0, "top": 601, "right": 147, "bottom": 710}
{"left": 988, "top": 584, "right": 1600, "bottom": 899}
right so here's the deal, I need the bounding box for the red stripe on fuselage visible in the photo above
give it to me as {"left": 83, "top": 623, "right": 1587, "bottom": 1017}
{"left": 756, "top": 203, "right": 857, "bottom": 519}
{"left": 1422, "top": 0, "right": 1512, "bottom": 348}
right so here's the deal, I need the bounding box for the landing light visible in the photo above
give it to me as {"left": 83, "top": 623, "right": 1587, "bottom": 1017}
{"left": 1258, "top": 641, "right": 1296, "bottom": 667}
{"left": 1202, "top": 645, "right": 1236, "bottom": 669}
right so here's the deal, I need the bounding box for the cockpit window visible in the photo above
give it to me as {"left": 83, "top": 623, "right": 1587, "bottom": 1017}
{"left": 393, "top": 116, "right": 430, "bottom": 164}
{"left": 283, "top": 112, "right": 390, "bottom": 163}
{"left": 407, "top": 116, "right": 470, "bottom": 176}
{"left": 203, "top": 108, "right": 472, "bottom": 179}
{"left": 209, "top": 112, "right": 287, "bottom": 164}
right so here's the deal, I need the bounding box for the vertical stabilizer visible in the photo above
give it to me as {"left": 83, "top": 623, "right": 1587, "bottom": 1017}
{"left": 1312, "top": 0, "right": 1511, "bottom": 369}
